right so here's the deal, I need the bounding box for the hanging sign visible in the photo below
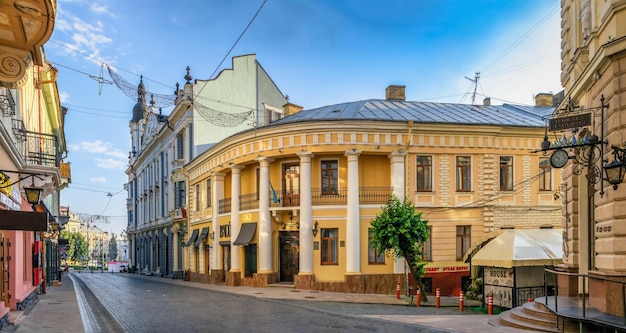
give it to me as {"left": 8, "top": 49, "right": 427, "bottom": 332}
{"left": 549, "top": 113, "right": 591, "bottom": 131}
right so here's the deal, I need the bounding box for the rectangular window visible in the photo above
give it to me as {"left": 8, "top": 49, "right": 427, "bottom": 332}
{"left": 422, "top": 226, "right": 432, "bottom": 261}
{"left": 176, "top": 133, "right": 184, "bottom": 160}
{"left": 175, "top": 181, "right": 186, "bottom": 209}
{"left": 321, "top": 228, "right": 338, "bottom": 265}
{"left": 416, "top": 156, "right": 432, "bottom": 192}
{"left": 321, "top": 160, "right": 338, "bottom": 195}
{"left": 195, "top": 184, "right": 200, "bottom": 211}
{"left": 539, "top": 158, "right": 551, "bottom": 191}
{"left": 368, "top": 229, "right": 385, "bottom": 264}
{"left": 499, "top": 156, "right": 514, "bottom": 191}
{"left": 456, "top": 226, "right": 471, "bottom": 261}
{"left": 255, "top": 168, "right": 260, "bottom": 200}
{"left": 456, "top": 156, "right": 471, "bottom": 191}
{"left": 206, "top": 179, "right": 212, "bottom": 208}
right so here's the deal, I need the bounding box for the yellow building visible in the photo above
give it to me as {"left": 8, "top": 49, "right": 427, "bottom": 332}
{"left": 184, "top": 85, "right": 562, "bottom": 296}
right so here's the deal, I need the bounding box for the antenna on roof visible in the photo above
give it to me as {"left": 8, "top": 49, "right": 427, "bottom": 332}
{"left": 464, "top": 72, "right": 480, "bottom": 105}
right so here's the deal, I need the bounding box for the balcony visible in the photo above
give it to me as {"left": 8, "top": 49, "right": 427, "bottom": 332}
{"left": 20, "top": 130, "right": 60, "bottom": 167}
{"left": 218, "top": 198, "right": 231, "bottom": 214}
{"left": 0, "top": 88, "right": 16, "bottom": 116}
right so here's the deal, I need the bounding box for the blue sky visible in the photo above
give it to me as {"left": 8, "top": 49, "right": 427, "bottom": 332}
{"left": 49, "top": 0, "right": 561, "bottom": 235}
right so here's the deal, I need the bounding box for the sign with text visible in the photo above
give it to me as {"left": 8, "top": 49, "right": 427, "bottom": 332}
{"left": 549, "top": 113, "right": 591, "bottom": 131}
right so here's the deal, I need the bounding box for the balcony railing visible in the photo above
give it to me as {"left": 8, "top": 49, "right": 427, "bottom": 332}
{"left": 21, "top": 130, "right": 60, "bottom": 167}
{"left": 359, "top": 186, "right": 393, "bottom": 204}
{"left": 541, "top": 268, "right": 626, "bottom": 331}
{"left": 218, "top": 197, "right": 231, "bottom": 214}
{"left": 240, "top": 193, "right": 259, "bottom": 211}
{"left": 0, "top": 88, "right": 16, "bottom": 116}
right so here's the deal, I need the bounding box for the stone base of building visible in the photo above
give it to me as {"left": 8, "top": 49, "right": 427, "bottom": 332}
{"left": 189, "top": 269, "right": 226, "bottom": 284}
{"left": 555, "top": 265, "right": 579, "bottom": 297}
{"left": 226, "top": 271, "right": 242, "bottom": 286}
{"left": 296, "top": 273, "right": 405, "bottom": 294}
{"left": 242, "top": 272, "right": 277, "bottom": 287}
{"left": 209, "top": 269, "right": 225, "bottom": 284}
{"left": 588, "top": 270, "right": 626, "bottom": 317}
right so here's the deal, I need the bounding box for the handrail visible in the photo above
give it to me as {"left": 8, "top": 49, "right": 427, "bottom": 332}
{"left": 543, "top": 267, "right": 626, "bottom": 328}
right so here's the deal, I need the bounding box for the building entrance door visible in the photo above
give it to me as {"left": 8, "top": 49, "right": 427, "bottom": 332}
{"left": 222, "top": 244, "right": 231, "bottom": 272}
{"left": 279, "top": 231, "right": 299, "bottom": 282}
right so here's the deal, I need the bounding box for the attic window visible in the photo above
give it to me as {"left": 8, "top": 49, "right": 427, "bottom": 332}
{"left": 500, "top": 225, "right": 515, "bottom": 230}
{"left": 332, "top": 109, "right": 341, "bottom": 113}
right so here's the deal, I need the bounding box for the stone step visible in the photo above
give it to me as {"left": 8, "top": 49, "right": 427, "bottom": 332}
{"left": 521, "top": 301, "right": 558, "bottom": 321}
{"left": 497, "top": 309, "right": 561, "bottom": 333}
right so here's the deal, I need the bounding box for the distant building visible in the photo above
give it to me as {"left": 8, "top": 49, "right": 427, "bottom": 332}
{"left": 126, "top": 55, "right": 287, "bottom": 278}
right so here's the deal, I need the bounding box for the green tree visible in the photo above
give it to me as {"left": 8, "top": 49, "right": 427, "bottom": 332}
{"left": 370, "top": 195, "right": 430, "bottom": 301}
{"left": 109, "top": 234, "right": 118, "bottom": 261}
{"left": 60, "top": 230, "right": 87, "bottom": 265}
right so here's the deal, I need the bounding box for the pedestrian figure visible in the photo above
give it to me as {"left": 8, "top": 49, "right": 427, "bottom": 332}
{"left": 64, "top": 263, "right": 69, "bottom": 274}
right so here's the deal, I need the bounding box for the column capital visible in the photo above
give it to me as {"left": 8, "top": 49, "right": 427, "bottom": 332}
{"left": 211, "top": 172, "right": 226, "bottom": 181}
{"left": 344, "top": 149, "right": 362, "bottom": 159}
{"left": 297, "top": 150, "right": 315, "bottom": 161}
{"left": 229, "top": 164, "right": 245, "bottom": 172}
{"left": 388, "top": 149, "right": 407, "bottom": 162}
{"left": 255, "top": 156, "right": 275, "bottom": 166}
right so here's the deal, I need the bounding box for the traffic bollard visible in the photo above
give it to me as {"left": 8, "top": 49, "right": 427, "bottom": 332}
{"left": 416, "top": 287, "right": 421, "bottom": 307}
{"left": 528, "top": 297, "right": 532, "bottom": 303}
{"left": 435, "top": 288, "right": 440, "bottom": 308}
{"left": 396, "top": 283, "right": 400, "bottom": 299}
{"left": 488, "top": 293, "right": 493, "bottom": 315}
{"left": 459, "top": 291, "right": 464, "bottom": 312}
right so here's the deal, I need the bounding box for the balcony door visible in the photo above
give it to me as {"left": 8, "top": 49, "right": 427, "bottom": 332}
{"left": 282, "top": 164, "right": 300, "bottom": 206}
{"left": 279, "top": 231, "right": 299, "bottom": 282}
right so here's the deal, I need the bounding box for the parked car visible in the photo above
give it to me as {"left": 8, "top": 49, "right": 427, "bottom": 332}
{"left": 120, "top": 265, "right": 128, "bottom": 272}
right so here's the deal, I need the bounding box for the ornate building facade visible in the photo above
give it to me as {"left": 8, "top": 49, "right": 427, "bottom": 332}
{"left": 183, "top": 85, "right": 562, "bottom": 295}
{"left": 125, "top": 55, "right": 287, "bottom": 279}
{"left": 0, "top": 0, "right": 69, "bottom": 327}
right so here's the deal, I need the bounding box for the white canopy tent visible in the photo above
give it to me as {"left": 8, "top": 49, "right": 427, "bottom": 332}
{"left": 469, "top": 229, "right": 563, "bottom": 268}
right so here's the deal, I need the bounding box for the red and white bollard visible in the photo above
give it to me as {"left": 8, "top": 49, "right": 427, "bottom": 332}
{"left": 459, "top": 291, "right": 464, "bottom": 312}
{"left": 416, "top": 287, "right": 421, "bottom": 307}
{"left": 396, "top": 283, "right": 400, "bottom": 299}
{"left": 435, "top": 288, "right": 440, "bottom": 308}
{"left": 487, "top": 293, "right": 493, "bottom": 315}
{"left": 528, "top": 297, "right": 532, "bottom": 303}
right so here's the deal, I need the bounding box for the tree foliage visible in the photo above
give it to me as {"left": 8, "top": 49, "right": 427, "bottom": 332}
{"left": 109, "top": 234, "right": 118, "bottom": 261}
{"left": 60, "top": 230, "right": 87, "bottom": 264}
{"left": 370, "top": 195, "right": 430, "bottom": 299}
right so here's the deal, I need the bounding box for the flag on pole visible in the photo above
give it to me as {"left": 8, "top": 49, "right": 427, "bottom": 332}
{"left": 270, "top": 182, "right": 279, "bottom": 203}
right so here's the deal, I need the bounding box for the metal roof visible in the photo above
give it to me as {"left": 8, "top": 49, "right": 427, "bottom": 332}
{"left": 272, "top": 99, "right": 553, "bottom": 127}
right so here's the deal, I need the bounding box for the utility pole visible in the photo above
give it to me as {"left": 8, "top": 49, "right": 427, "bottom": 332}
{"left": 464, "top": 72, "right": 480, "bottom": 105}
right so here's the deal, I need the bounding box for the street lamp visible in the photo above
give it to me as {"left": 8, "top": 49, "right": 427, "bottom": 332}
{"left": 23, "top": 177, "right": 43, "bottom": 206}
{"left": 603, "top": 145, "right": 626, "bottom": 190}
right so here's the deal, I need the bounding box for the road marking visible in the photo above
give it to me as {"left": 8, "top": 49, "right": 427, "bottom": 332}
{"left": 70, "top": 274, "right": 100, "bottom": 333}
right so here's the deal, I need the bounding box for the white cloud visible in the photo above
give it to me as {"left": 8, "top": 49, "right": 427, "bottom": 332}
{"left": 90, "top": 176, "right": 107, "bottom": 183}
{"left": 59, "top": 91, "right": 70, "bottom": 103}
{"left": 90, "top": 3, "right": 109, "bottom": 15}
{"left": 94, "top": 157, "right": 127, "bottom": 170}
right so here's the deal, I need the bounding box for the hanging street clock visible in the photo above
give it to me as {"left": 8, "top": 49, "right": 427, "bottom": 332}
{"left": 550, "top": 149, "right": 569, "bottom": 168}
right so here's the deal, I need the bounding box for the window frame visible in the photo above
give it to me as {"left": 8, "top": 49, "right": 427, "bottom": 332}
{"left": 539, "top": 158, "right": 552, "bottom": 191}
{"left": 321, "top": 160, "right": 339, "bottom": 195}
{"left": 499, "top": 156, "right": 514, "bottom": 191}
{"left": 206, "top": 179, "right": 212, "bottom": 208}
{"left": 456, "top": 226, "right": 471, "bottom": 261}
{"left": 416, "top": 155, "right": 432, "bottom": 192}
{"left": 321, "top": 228, "right": 339, "bottom": 265}
{"left": 456, "top": 156, "right": 472, "bottom": 192}
{"left": 368, "top": 229, "right": 385, "bottom": 264}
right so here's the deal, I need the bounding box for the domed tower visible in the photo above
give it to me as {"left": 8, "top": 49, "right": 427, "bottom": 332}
{"left": 130, "top": 76, "right": 148, "bottom": 157}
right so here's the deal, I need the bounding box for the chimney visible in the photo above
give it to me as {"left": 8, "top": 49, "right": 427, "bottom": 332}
{"left": 483, "top": 97, "right": 491, "bottom": 106}
{"left": 385, "top": 85, "right": 406, "bottom": 101}
{"left": 535, "top": 93, "right": 554, "bottom": 107}
{"left": 283, "top": 102, "right": 303, "bottom": 116}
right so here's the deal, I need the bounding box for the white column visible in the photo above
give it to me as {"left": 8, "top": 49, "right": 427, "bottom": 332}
{"left": 230, "top": 165, "right": 244, "bottom": 272}
{"left": 172, "top": 226, "right": 179, "bottom": 272}
{"left": 199, "top": 242, "right": 205, "bottom": 273}
{"left": 212, "top": 172, "right": 225, "bottom": 271}
{"left": 345, "top": 149, "right": 361, "bottom": 274}
{"left": 255, "top": 156, "right": 274, "bottom": 273}
{"left": 297, "top": 151, "right": 314, "bottom": 274}
{"left": 389, "top": 150, "right": 407, "bottom": 274}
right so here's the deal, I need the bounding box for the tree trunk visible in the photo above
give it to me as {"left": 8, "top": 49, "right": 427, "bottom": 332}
{"left": 405, "top": 253, "right": 428, "bottom": 302}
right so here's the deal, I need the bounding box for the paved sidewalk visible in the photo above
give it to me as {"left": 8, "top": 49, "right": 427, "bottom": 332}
{"left": 1, "top": 271, "right": 530, "bottom": 333}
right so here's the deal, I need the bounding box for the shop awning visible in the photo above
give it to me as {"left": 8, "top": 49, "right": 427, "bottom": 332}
{"left": 194, "top": 227, "right": 209, "bottom": 246}
{"left": 184, "top": 229, "right": 199, "bottom": 247}
{"left": 233, "top": 223, "right": 256, "bottom": 246}
{"left": 469, "top": 229, "right": 563, "bottom": 268}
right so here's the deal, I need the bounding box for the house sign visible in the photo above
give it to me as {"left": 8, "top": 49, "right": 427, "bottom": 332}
{"left": 549, "top": 113, "right": 591, "bottom": 131}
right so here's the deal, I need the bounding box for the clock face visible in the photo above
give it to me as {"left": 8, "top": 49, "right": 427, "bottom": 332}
{"left": 550, "top": 149, "right": 569, "bottom": 168}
